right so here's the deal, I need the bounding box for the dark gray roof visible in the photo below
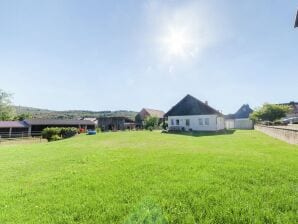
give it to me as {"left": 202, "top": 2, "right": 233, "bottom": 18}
{"left": 165, "top": 94, "right": 221, "bottom": 117}
{"left": 225, "top": 104, "right": 253, "bottom": 119}
{"left": 234, "top": 104, "right": 253, "bottom": 119}
{"left": 24, "top": 119, "right": 95, "bottom": 126}
{"left": 0, "top": 121, "right": 28, "bottom": 128}
{"left": 98, "top": 117, "right": 135, "bottom": 123}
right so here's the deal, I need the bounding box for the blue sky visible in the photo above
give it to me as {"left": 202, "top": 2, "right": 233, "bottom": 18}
{"left": 0, "top": 0, "right": 297, "bottom": 114}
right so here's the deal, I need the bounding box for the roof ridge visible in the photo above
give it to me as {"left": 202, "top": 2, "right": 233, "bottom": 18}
{"left": 165, "top": 94, "right": 221, "bottom": 117}
{"left": 187, "top": 94, "right": 221, "bottom": 114}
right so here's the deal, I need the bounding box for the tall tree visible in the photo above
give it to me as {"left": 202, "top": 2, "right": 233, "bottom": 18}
{"left": 14, "top": 113, "right": 32, "bottom": 121}
{"left": 0, "top": 89, "right": 15, "bottom": 120}
{"left": 250, "top": 104, "right": 290, "bottom": 122}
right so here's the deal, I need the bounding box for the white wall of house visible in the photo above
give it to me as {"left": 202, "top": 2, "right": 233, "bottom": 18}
{"left": 225, "top": 119, "right": 235, "bottom": 129}
{"left": 168, "top": 115, "right": 225, "bottom": 131}
{"left": 234, "top": 118, "right": 253, "bottom": 129}
{"left": 225, "top": 118, "right": 253, "bottom": 129}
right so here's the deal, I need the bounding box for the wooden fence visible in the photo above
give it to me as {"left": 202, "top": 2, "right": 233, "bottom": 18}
{"left": 0, "top": 131, "right": 44, "bottom": 145}
{"left": 255, "top": 125, "right": 298, "bottom": 145}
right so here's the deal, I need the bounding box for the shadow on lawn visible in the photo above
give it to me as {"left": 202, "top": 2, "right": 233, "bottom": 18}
{"left": 162, "top": 129, "right": 236, "bottom": 137}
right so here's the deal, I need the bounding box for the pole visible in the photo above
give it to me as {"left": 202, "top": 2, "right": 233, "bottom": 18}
{"left": 295, "top": 9, "right": 298, "bottom": 28}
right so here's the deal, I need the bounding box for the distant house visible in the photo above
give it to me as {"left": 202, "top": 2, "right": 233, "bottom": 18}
{"left": 81, "top": 117, "right": 98, "bottom": 127}
{"left": 98, "top": 117, "right": 135, "bottom": 131}
{"left": 0, "top": 119, "right": 96, "bottom": 138}
{"left": 165, "top": 94, "right": 225, "bottom": 131}
{"left": 135, "top": 108, "right": 165, "bottom": 128}
{"left": 225, "top": 104, "right": 254, "bottom": 129}
{"left": 278, "top": 101, "right": 298, "bottom": 118}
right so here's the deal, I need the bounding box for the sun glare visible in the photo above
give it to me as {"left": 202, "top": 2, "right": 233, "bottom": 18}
{"left": 161, "top": 27, "right": 194, "bottom": 58}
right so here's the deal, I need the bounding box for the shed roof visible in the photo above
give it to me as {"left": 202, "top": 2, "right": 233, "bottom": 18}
{"left": 165, "top": 94, "right": 221, "bottom": 117}
{"left": 0, "top": 121, "right": 28, "bottom": 128}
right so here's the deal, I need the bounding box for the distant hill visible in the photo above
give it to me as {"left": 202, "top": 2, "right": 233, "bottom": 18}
{"left": 13, "top": 106, "right": 138, "bottom": 120}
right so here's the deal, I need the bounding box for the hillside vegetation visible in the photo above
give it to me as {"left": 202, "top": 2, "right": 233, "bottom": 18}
{"left": 13, "top": 106, "right": 137, "bottom": 120}
{"left": 0, "top": 130, "right": 297, "bottom": 223}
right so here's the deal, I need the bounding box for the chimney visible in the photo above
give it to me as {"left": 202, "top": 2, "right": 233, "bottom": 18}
{"left": 205, "top": 101, "right": 208, "bottom": 105}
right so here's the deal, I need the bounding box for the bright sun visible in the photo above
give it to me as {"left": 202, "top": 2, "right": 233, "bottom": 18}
{"left": 161, "top": 27, "right": 194, "bottom": 57}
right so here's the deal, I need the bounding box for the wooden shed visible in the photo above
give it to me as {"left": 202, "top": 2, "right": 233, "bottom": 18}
{"left": 98, "top": 117, "right": 135, "bottom": 131}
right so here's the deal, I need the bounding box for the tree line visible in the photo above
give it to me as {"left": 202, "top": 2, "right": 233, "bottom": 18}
{"left": 0, "top": 89, "right": 137, "bottom": 121}
{"left": 0, "top": 89, "right": 292, "bottom": 123}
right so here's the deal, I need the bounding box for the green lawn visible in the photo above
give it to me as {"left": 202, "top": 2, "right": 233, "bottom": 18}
{"left": 0, "top": 130, "right": 297, "bottom": 224}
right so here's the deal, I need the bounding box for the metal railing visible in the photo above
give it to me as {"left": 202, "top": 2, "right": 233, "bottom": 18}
{"left": 0, "top": 136, "right": 44, "bottom": 145}
{"left": 0, "top": 131, "right": 42, "bottom": 139}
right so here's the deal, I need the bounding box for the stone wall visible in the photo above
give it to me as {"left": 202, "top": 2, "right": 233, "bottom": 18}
{"left": 255, "top": 125, "right": 298, "bottom": 145}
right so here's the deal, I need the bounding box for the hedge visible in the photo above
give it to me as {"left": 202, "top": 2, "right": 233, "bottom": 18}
{"left": 41, "top": 127, "right": 78, "bottom": 141}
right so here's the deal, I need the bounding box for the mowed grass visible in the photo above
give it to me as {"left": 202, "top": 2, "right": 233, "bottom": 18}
{"left": 0, "top": 131, "right": 297, "bottom": 224}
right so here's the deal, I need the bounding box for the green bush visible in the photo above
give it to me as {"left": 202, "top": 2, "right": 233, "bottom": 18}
{"left": 273, "top": 120, "right": 282, "bottom": 125}
{"left": 50, "top": 135, "right": 62, "bottom": 141}
{"left": 144, "top": 116, "right": 159, "bottom": 130}
{"left": 162, "top": 122, "right": 168, "bottom": 130}
{"left": 42, "top": 127, "right": 61, "bottom": 141}
{"left": 41, "top": 127, "right": 78, "bottom": 141}
{"left": 60, "top": 127, "right": 78, "bottom": 138}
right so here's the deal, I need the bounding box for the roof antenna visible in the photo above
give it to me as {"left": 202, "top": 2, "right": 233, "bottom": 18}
{"left": 295, "top": 9, "right": 298, "bottom": 28}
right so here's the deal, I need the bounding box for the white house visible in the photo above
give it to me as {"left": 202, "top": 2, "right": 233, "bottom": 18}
{"left": 165, "top": 94, "right": 225, "bottom": 131}
{"left": 225, "top": 104, "right": 254, "bottom": 129}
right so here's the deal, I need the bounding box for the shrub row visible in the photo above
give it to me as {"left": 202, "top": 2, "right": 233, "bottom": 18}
{"left": 41, "top": 127, "right": 78, "bottom": 141}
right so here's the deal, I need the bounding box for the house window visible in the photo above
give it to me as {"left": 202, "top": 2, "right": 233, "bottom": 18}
{"left": 171, "top": 119, "right": 174, "bottom": 125}
{"left": 186, "top": 119, "right": 190, "bottom": 126}
{"left": 176, "top": 119, "right": 179, "bottom": 125}
{"left": 205, "top": 118, "right": 209, "bottom": 125}
{"left": 199, "top": 118, "right": 203, "bottom": 125}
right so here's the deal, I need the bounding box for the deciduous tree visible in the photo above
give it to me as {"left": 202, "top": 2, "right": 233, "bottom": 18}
{"left": 0, "top": 89, "right": 15, "bottom": 120}
{"left": 250, "top": 104, "right": 290, "bottom": 122}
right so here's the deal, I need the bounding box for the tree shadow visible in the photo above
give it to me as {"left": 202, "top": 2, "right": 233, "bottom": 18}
{"left": 162, "top": 129, "right": 236, "bottom": 137}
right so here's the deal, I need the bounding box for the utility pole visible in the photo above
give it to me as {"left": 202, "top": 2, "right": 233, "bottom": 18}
{"left": 295, "top": 9, "right": 298, "bottom": 28}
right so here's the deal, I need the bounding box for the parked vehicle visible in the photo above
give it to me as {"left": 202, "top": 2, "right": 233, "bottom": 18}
{"left": 282, "top": 117, "right": 298, "bottom": 124}
{"left": 87, "top": 130, "right": 97, "bottom": 135}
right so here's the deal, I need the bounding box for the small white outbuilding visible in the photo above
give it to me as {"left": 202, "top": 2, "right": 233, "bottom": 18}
{"left": 225, "top": 104, "right": 254, "bottom": 130}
